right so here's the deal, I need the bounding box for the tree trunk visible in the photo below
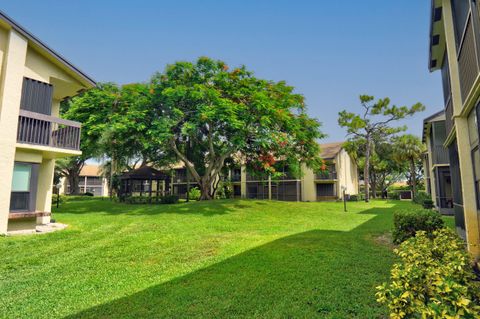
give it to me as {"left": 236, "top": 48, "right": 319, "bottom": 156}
{"left": 410, "top": 158, "right": 417, "bottom": 199}
{"left": 199, "top": 179, "right": 213, "bottom": 200}
{"left": 109, "top": 155, "right": 115, "bottom": 200}
{"left": 68, "top": 173, "right": 80, "bottom": 195}
{"left": 371, "top": 171, "right": 377, "bottom": 199}
{"left": 364, "top": 135, "right": 371, "bottom": 202}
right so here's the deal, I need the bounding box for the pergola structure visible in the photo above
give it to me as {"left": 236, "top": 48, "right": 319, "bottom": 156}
{"left": 119, "top": 166, "right": 171, "bottom": 202}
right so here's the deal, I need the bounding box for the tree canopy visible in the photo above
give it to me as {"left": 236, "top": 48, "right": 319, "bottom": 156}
{"left": 338, "top": 95, "right": 425, "bottom": 202}
{"left": 148, "top": 57, "right": 325, "bottom": 199}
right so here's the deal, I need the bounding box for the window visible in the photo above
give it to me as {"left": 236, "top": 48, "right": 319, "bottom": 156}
{"left": 11, "top": 163, "right": 31, "bottom": 192}
{"left": 451, "top": 0, "right": 471, "bottom": 48}
{"left": 10, "top": 162, "right": 38, "bottom": 211}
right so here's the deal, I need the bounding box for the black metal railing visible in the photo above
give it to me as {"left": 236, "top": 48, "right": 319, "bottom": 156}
{"left": 315, "top": 171, "right": 337, "bottom": 180}
{"left": 17, "top": 110, "right": 81, "bottom": 151}
{"left": 436, "top": 196, "right": 454, "bottom": 209}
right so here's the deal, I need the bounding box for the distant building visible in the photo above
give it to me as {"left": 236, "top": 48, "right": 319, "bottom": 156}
{"left": 170, "top": 142, "right": 359, "bottom": 201}
{"left": 61, "top": 165, "right": 108, "bottom": 196}
{"left": 422, "top": 110, "right": 453, "bottom": 215}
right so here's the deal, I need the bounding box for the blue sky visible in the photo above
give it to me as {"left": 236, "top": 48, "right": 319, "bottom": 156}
{"left": 2, "top": 1, "right": 442, "bottom": 142}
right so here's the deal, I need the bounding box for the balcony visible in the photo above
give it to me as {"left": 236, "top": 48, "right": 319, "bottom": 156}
{"left": 17, "top": 110, "right": 81, "bottom": 151}
{"left": 433, "top": 145, "right": 450, "bottom": 164}
{"left": 315, "top": 171, "right": 337, "bottom": 180}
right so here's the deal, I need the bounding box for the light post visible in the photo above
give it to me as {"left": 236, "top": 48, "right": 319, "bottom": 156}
{"left": 56, "top": 182, "right": 62, "bottom": 209}
{"left": 341, "top": 185, "right": 347, "bottom": 212}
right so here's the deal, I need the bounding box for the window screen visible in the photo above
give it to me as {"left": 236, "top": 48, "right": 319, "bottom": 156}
{"left": 451, "top": 0, "right": 471, "bottom": 47}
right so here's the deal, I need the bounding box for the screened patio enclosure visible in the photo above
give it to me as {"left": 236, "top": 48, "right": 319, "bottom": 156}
{"left": 119, "top": 166, "right": 171, "bottom": 202}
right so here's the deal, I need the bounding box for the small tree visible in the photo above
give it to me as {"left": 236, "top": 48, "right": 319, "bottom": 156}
{"left": 393, "top": 134, "right": 425, "bottom": 198}
{"left": 149, "top": 57, "right": 325, "bottom": 200}
{"left": 338, "top": 95, "right": 424, "bottom": 202}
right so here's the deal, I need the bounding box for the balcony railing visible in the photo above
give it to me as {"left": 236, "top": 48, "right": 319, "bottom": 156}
{"left": 458, "top": 15, "right": 479, "bottom": 102}
{"left": 433, "top": 145, "right": 450, "bottom": 164}
{"left": 17, "top": 110, "right": 81, "bottom": 151}
{"left": 315, "top": 171, "right": 337, "bottom": 180}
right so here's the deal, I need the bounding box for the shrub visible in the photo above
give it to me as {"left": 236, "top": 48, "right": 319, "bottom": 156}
{"left": 423, "top": 199, "right": 435, "bottom": 209}
{"left": 392, "top": 209, "right": 444, "bottom": 244}
{"left": 160, "top": 195, "right": 179, "bottom": 204}
{"left": 216, "top": 181, "right": 233, "bottom": 199}
{"left": 413, "top": 191, "right": 431, "bottom": 205}
{"left": 376, "top": 229, "right": 480, "bottom": 319}
{"left": 187, "top": 187, "right": 201, "bottom": 201}
{"left": 347, "top": 194, "right": 359, "bottom": 201}
{"left": 388, "top": 192, "right": 400, "bottom": 200}
{"left": 83, "top": 192, "right": 94, "bottom": 196}
{"left": 51, "top": 194, "right": 66, "bottom": 206}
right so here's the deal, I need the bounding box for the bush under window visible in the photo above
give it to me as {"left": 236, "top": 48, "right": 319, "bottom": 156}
{"left": 376, "top": 229, "right": 480, "bottom": 318}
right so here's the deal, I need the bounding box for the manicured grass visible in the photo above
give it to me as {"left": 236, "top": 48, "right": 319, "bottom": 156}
{"left": 0, "top": 199, "right": 450, "bottom": 318}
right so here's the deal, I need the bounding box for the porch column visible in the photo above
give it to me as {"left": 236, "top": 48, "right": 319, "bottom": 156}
{"left": 0, "top": 30, "right": 28, "bottom": 234}
{"left": 240, "top": 164, "right": 247, "bottom": 199}
{"left": 36, "top": 158, "right": 55, "bottom": 224}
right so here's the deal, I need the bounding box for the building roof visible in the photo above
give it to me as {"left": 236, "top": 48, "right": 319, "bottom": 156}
{"left": 319, "top": 142, "right": 344, "bottom": 159}
{"left": 120, "top": 165, "right": 170, "bottom": 180}
{"left": 422, "top": 110, "right": 445, "bottom": 142}
{"left": 0, "top": 10, "right": 96, "bottom": 88}
{"left": 428, "top": 0, "right": 446, "bottom": 72}
{"left": 80, "top": 165, "right": 102, "bottom": 177}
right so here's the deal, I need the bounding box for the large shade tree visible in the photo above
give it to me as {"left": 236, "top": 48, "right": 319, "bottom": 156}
{"left": 59, "top": 83, "right": 152, "bottom": 195}
{"left": 338, "top": 95, "right": 424, "bottom": 202}
{"left": 149, "top": 57, "right": 324, "bottom": 200}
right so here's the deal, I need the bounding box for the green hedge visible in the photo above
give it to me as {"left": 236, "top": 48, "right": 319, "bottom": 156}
{"left": 392, "top": 209, "right": 444, "bottom": 244}
{"left": 123, "top": 195, "right": 179, "bottom": 205}
{"left": 388, "top": 192, "right": 400, "bottom": 200}
{"left": 377, "top": 229, "right": 480, "bottom": 318}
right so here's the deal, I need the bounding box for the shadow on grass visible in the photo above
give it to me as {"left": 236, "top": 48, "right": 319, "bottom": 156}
{"left": 66, "top": 206, "right": 398, "bottom": 318}
{"left": 57, "top": 199, "right": 253, "bottom": 217}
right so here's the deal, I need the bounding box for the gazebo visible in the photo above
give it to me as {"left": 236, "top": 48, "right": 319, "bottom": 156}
{"left": 119, "top": 166, "right": 171, "bottom": 202}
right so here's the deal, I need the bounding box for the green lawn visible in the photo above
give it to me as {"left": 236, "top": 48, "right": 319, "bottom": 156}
{"left": 0, "top": 199, "right": 451, "bottom": 318}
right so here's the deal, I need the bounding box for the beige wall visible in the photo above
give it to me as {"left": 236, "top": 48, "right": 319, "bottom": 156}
{"left": 0, "top": 23, "right": 91, "bottom": 233}
{"left": 0, "top": 29, "right": 28, "bottom": 234}
{"left": 301, "top": 163, "right": 316, "bottom": 202}
{"left": 335, "top": 148, "right": 358, "bottom": 196}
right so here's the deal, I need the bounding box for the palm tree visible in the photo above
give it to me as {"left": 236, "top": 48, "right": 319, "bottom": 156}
{"left": 392, "top": 134, "right": 425, "bottom": 198}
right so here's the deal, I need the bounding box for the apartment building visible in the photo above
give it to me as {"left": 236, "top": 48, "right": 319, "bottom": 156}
{"left": 60, "top": 165, "right": 108, "bottom": 196}
{"left": 428, "top": 0, "right": 480, "bottom": 258}
{"left": 170, "top": 142, "right": 358, "bottom": 201}
{"left": 422, "top": 110, "right": 454, "bottom": 214}
{"left": 0, "top": 11, "right": 95, "bottom": 233}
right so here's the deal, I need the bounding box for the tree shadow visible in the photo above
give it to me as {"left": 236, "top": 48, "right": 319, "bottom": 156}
{"left": 56, "top": 199, "right": 255, "bottom": 217}
{"left": 65, "top": 206, "right": 396, "bottom": 318}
